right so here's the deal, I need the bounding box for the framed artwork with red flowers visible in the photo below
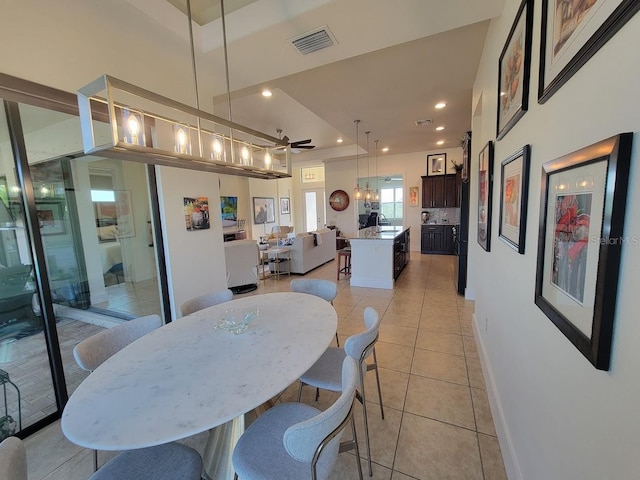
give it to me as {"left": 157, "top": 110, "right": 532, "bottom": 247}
{"left": 535, "top": 133, "right": 633, "bottom": 370}
{"left": 499, "top": 145, "right": 530, "bottom": 254}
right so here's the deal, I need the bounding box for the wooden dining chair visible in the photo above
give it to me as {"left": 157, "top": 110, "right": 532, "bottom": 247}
{"left": 180, "top": 289, "right": 234, "bottom": 316}
{"left": 232, "top": 357, "right": 363, "bottom": 480}
{"left": 290, "top": 279, "right": 340, "bottom": 346}
{"left": 296, "top": 307, "right": 384, "bottom": 476}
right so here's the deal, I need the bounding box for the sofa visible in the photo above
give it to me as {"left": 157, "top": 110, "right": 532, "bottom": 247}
{"left": 224, "top": 239, "right": 259, "bottom": 293}
{"left": 286, "top": 228, "right": 336, "bottom": 274}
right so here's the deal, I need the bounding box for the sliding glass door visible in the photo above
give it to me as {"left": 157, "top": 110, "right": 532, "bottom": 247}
{"left": 0, "top": 90, "right": 165, "bottom": 440}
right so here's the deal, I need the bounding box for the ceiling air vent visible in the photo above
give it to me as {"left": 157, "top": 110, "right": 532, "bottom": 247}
{"left": 415, "top": 119, "right": 433, "bottom": 127}
{"left": 290, "top": 26, "right": 336, "bottom": 55}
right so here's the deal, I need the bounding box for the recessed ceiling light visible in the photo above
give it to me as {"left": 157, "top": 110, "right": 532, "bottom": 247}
{"left": 435, "top": 102, "right": 447, "bottom": 109}
{"left": 435, "top": 126, "right": 445, "bottom": 131}
{"left": 382, "top": 147, "right": 389, "bottom": 152}
{"left": 337, "top": 138, "right": 343, "bottom": 143}
{"left": 261, "top": 89, "right": 272, "bottom": 97}
{"left": 436, "top": 140, "right": 445, "bottom": 145}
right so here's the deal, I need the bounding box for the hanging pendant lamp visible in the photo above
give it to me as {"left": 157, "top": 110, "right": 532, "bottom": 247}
{"left": 364, "top": 131, "right": 372, "bottom": 201}
{"left": 353, "top": 120, "right": 363, "bottom": 199}
{"left": 374, "top": 139, "right": 380, "bottom": 201}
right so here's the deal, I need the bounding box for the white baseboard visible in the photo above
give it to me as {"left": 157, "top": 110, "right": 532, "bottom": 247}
{"left": 472, "top": 314, "right": 523, "bottom": 480}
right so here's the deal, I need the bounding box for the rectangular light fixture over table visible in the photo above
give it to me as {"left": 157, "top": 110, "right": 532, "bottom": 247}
{"left": 77, "top": 75, "right": 291, "bottom": 179}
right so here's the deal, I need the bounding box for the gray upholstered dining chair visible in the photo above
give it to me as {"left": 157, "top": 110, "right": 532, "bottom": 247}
{"left": 290, "top": 278, "right": 340, "bottom": 346}
{"left": 296, "top": 307, "right": 383, "bottom": 476}
{"left": 0, "top": 437, "right": 27, "bottom": 480}
{"left": 73, "top": 313, "right": 165, "bottom": 472}
{"left": 232, "top": 357, "right": 363, "bottom": 480}
{"left": 73, "top": 314, "right": 163, "bottom": 372}
{"left": 88, "top": 443, "right": 202, "bottom": 480}
{"left": 180, "top": 289, "right": 234, "bottom": 316}
{"left": 0, "top": 436, "right": 202, "bottom": 480}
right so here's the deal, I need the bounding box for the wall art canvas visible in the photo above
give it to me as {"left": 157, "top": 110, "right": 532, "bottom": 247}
{"left": 477, "top": 141, "right": 494, "bottom": 252}
{"left": 538, "top": 0, "right": 640, "bottom": 102}
{"left": 497, "top": 0, "right": 533, "bottom": 140}
{"left": 409, "top": 187, "right": 419, "bottom": 206}
{"left": 535, "top": 133, "right": 632, "bottom": 370}
{"left": 280, "top": 197, "right": 290, "bottom": 215}
{"left": 499, "top": 145, "right": 530, "bottom": 253}
{"left": 184, "top": 196, "right": 210, "bottom": 231}
{"left": 253, "top": 197, "right": 275, "bottom": 224}
{"left": 427, "top": 153, "right": 446, "bottom": 176}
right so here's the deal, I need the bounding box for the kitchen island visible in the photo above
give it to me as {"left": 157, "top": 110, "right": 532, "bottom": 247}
{"left": 349, "top": 226, "right": 410, "bottom": 289}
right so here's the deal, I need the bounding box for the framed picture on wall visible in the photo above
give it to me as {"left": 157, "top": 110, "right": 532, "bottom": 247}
{"left": 538, "top": 0, "right": 640, "bottom": 103}
{"left": 534, "top": 133, "right": 632, "bottom": 370}
{"left": 499, "top": 145, "right": 530, "bottom": 254}
{"left": 477, "top": 141, "right": 494, "bottom": 252}
{"left": 253, "top": 197, "right": 275, "bottom": 224}
{"left": 427, "top": 153, "right": 446, "bottom": 176}
{"left": 497, "top": 0, "right": 533, "bottom": 140}
{"left": 280, "top": 197, "right": 290, "bottom": 215}
{"left": 409, "top": 187, "right": 419, "bottom": 206}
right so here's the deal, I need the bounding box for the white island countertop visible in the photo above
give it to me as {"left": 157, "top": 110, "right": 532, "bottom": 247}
{"left": 350, "top": 226, "right": 404, "bottom": 240}
{"left": 349, "top": 227, "right": 410, "bottom": 289}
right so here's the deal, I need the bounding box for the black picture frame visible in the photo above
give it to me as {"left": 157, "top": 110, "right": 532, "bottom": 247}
{"left": 477, "top": 141, "right": 494, "bottom": 252}
{"left": 426, "top": 153, "right": 447, "bottom": 176}
{"left": 538, "top": 0, "right": 640, "bottom": 103}
{"left": 497, "top": 0, "right": 533, "bottom": 140}
{"left": 280, "top": 197, "right": 290, "bottom": 215}
{"left": 534, "top": 133, "right": 633, "bottom": 370}
{"left": 499, "top": 145, "right": 531, "bottom": 254}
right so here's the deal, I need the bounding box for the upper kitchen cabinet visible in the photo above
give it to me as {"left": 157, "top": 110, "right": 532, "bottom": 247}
{"left": 421, "top": 174, "right": 458, "bottom": 208}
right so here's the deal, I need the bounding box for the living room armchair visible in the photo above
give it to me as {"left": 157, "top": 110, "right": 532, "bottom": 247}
{"left": 224, "top": 239, "right": 259, "bottom": 294}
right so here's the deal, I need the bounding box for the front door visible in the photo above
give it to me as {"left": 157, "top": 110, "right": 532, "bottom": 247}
{"left": 303, "top": 189, "right": 325, "bottom": 232}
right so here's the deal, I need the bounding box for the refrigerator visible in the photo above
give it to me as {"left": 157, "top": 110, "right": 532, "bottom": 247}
{"left": 455, "top": 180, "right": 469, "bottom": 295}
{"left": 454, "top": 131, "right": 471, "bottom": 295}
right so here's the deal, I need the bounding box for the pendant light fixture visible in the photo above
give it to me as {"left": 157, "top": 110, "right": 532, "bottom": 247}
{"left": 364, "top": 131, "right": 372, "bottom": 201}
{"left": 374, "top": 139, "right": 380, "bottom": 201}
{"left": 76, "top": 0, "right": 290, "bottom": 179}
{"left": 353, "top": 120, "right": 363, "bottom": 200}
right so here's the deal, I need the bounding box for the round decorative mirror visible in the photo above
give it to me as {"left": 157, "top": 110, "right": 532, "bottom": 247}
{"left": 329, "top": 190, "right": 350, "bottom": 211}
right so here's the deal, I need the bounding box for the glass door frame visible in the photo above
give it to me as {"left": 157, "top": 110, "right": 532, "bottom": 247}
{"left": 0, "top": 72, "right": 172, "bottom": 437}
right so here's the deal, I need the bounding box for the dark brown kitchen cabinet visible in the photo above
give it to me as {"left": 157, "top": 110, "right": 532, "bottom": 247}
{"left": 421, "top": 225, "right": 444, "bottom": 253}
{"left": 422, "top": 224, "right": 456, "bottom": 255}
{"left": 421, "top": 174, "right": 459, "bottom": 208}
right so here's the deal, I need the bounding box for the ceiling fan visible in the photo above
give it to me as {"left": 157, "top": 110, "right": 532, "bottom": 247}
{"left": 273, "top": 128, "right": 315, "bottom": 153}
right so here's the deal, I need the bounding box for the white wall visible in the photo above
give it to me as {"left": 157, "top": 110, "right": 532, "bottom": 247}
{"left": 155, "top": 166, "right": 228, "bottom": 320}
{"left": 247, "top": 177, "right": 293, "bottom": 239}
{"left": 470, "top": 2, "right": 640, "bottom": 479}
{"left": 325, "top": 147, "right": 462, "bottom": 250}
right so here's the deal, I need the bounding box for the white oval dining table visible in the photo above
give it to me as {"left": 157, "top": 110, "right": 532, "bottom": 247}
{"left": 61, "top": 292, "right": 337, "bottom": 479}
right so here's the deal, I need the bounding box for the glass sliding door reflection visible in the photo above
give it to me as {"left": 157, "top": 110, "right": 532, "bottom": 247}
{"left": 18, "top": 104, "right": 162, "bottom": 322}
{"left": 0, "top": 105, "right": 55, "bottom": 439}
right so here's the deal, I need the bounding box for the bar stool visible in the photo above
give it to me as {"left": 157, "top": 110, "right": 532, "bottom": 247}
{"left": 337, "top": 247, "right": 351, "bottom": 280}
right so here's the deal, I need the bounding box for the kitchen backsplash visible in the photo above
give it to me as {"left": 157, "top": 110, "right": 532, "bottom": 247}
{"left": 422, "top": 207, "right": 460, "bottom": 224}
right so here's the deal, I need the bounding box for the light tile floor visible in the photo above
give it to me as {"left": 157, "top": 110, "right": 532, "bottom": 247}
{"left": 24, "top": 253, "right": 507, "bottom": 480}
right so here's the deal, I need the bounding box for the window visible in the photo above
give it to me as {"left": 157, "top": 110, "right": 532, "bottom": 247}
{"left": 381, "top": 187, "right": 403, "bottom": 221}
